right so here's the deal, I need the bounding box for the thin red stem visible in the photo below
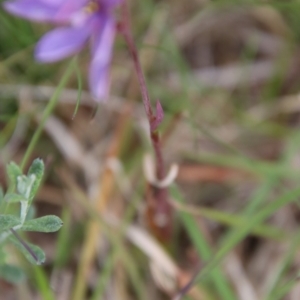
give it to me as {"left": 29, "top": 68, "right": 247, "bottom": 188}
{"left": 120, "top": 3, "right": 154, "bottom": 121}
{"left": 119, "top": 1, "right": 166, "bottom": 181}
{"left": 119, "top": 2, "right": 173, "bottom": 240}
{"left": 151, "top": 132, "right": 165, "bottom": 180}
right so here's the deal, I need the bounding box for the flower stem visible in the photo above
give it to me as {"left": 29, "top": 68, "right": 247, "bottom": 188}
{"left": 119, "top": 1, "right": 172, "bottom": 240}
{"left": 119, "top": 2, "right": 154, "bottom": 122}
{"left": 119, "top": 1, "right": 165, "bottom": 180}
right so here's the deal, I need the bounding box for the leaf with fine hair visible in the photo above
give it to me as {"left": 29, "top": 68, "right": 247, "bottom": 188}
{"left": 4, "top": 193, "right": 25, "bottom": 203}
{"left": 16, "top": 175, "right": 34, "bottom": 199}
{"left": 21, "top": 215, "right": 63, "bottom": 232}
{"left": 0, "top": 215, "right": 20, "bottom": 231}
{"left": 0, "top": 264, "right": 25, "bottom": 283}
{"left": 6, "top": 162, "right": 22, "bottom": 188}
{"left": 9, "top": 235, "right": 45, "bottom": 265}
{"left": 25, "top": 206, "right": 36, "bottom": 221}
{"left": 27, "top": 158, "right": 44, "bottom": 201}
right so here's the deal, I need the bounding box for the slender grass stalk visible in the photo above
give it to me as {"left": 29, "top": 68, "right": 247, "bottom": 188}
{"left": 53, "top": 208, "right": 72, "bottom": 267}
{"left": 264, "top": 229, "right": 300, "bottom": 300}
{"left": 171, "top": 186, "right": 237, "bottom": 300}
{"left": 174, "top": 184, "right": 300, "bottom": 300}
{"left": 72, "top": 58, "right": 83, "bottom": 120}
{"left": 271, "top": 273, "right": 300, "bottom": 300}
{"left": 20, "top": 59, "right": 76, "bottom": 170}
{"left": 32, "top": 265, "right": 55, "bottom": 300}
{"left": 60, "top": 169, "right": 147, "bottom": 300}
{"left": 244, "top": 176, "right": 278, "bottom": 215}
{"left": 171, "top": 201, "right": 286, "bottom": 241}
{"left": 90, "top": 250, "right": 117, "bottom": 300}
{"left": 184, "top": 152, "right": 300, "bottom": 180}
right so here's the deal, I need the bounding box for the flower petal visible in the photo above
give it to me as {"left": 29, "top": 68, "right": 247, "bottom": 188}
{"left": 35, "top": 26, "right": 90, "bottom": 62}
{"left": 3, "top": 0, "right": 87, "bottom": 22}
{"left": 101, "top": 0, "right": 123, "bottom": 8}
{"left": 3, "top": 0, "right": 59, "bottom": 22}
{"left": 89, "top": 17, "right": 115, "bottom": 101}
{"left": 89, "top": 60, "right": 110, "bottom": 101}
{"left": 41, "top": 0, "right": 86, "bottom": 7}
{"left": 40, "top": 0, "right": 68, "bottom": 6}
{"left": 48, "top": 0, "right": 88, "bottom": 22}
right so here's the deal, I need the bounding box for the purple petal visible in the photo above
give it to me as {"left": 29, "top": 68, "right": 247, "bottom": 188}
{"left": 40, "top": 0, "right": 86, "bottom": 7}
{"left": 40, "top": 0, "right": 68, "bottom": 5}
{"left": 35, "top": 26, "right": 91, "bottom": 62}
{"left": 101, "top": 0, "right": 123, "bottom": 8}
{"left": 89, "top": 61, "right": 111, "bottom": 101}
{"left": 3, "top": 0, "right": 59, "bottom": 22}
{"left": 4, "top": 0, "right": 87, "bottom": 22}
{"left": 89, "top": 17, "right": 115, "bottom": 101}
{"left": 51, "top": 0, "right": 88, "bottom": 22}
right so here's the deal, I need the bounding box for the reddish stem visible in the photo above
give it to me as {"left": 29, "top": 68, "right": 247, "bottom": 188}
{"left": 119, "top": 1, "right": 172, "bottom": 240}
{"left": 119, "top": 2, "right": 153, "bottom": 120}
{"left": 151, "top": 132, "right": 165, "bottom": 180}
{"left": 119, "top": 1, "right": 165, "bottom": 181}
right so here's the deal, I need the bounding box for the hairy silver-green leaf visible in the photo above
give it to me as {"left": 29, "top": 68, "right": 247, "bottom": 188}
{"left": 27, "top": 159, "right": 44, "bottom": 201}
{"left": 6, "top": 162, "right": 22, "bottom": 187}
{"left": 25, "top": 206, "right": 36, "bottom": 221}
{"left": 4, "top": 193, "right": 25, "bottom": 203}
{"left": 0, "top": 264, "right": 25, "bottom": 283}
{"left": 0, "top": 215, "right": 20, "bottom": 231}
{"left": 22, "top": 215, "right": 63, "bottom": 232}
{"left": 9, "top": 236, "right": 45, "bottom": 265}
{"left": 16, "top": 175, "right": 34, "bottom": 200}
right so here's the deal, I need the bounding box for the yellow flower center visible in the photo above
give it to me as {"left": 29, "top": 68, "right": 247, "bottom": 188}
{"left": 84, "top": 0, "right": 100, "bottom": 14}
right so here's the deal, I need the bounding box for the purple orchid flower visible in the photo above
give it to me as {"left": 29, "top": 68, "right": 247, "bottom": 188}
{"left": 4, "top": 0, "right": 122, "bottom": 101}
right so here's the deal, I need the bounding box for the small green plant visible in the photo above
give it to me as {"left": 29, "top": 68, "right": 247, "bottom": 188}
{"left": 0, "top": 158, "right": 63, "bottom": 283}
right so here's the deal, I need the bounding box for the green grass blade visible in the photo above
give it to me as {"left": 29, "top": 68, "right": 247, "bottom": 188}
{"left": 171, "top": 185, "right": 237, "bottom": 300}
{"left": 264, "top": 229, "right": 300, "bottom": 300}
{"left": 32, "top": 265, "right": 55, "bottom": 300}
{"left": 172, "top": 201, "right": 286, "bottom": 241}
{"left": 20, "top": 59, "right": 76, "bottom": 170}
{"left": 72, "top": 57, "right": 82, "bottom": 120}
{"left": 90, "top": 250, "right": 116, "bottom": 300}
{"left": 192, "top": 185, "right": 300, "bottom": 286}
